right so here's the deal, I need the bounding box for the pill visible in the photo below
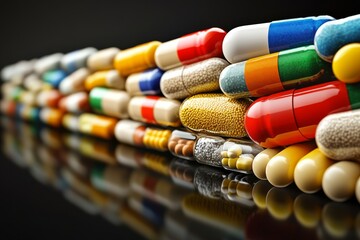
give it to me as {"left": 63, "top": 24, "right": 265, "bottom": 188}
{"left": 265, "top": 141, "right": 316, "bottom": 188}
{"left": 60, "top": 47, "right": 97, "bottom": 73}
{"left": 85, "top": 69, "right": 126, "bottom": 91}
{"left": 194, "top": 136, "right": 224, "bottom": 167}
{"left": 142, "top": 128, "right": 172, "bottom": 151}
{"left": 168, "top": 130, "right": 196, "bottom": 160}
{"left": 322, "top": 161, "right": 360, "bottom": 202}
{"left": 34, "top": 53, "right": 63, "bottom": 75}
{"left": 128, "top": 96, "right": 181, "bottom": 127}
{"left": 114, "top": 119, "right": 146, "bottom": 146}
{"left": 252, "top": 148, "right": 282, "bottom": 180}
{"left": 155, "top": 28, "right": 226, "bottom": 71}
{"left": 86, "top": 47, "right": 120, "bottom": 71}
{"left": 245, "top": 80, "right": 360, "bottom": 148}
{"left": 315, "top": 109, "right": 360, "bottom": 161}
{"left": 42, "top": 69, "right": 67, "bottom": 88}
{"left": 126, "top": 68, "right": 163, "bottom": 96}
{"left": 314, "top": 14, "right": 360, "bottom": 62}
{"left": 160, "top": 58, "right": 229, "bottom": 100}
{"left": 235, "top": 154, "right": 254, "bottom": 172}
{"left": 78, "top": 113, "right": 117, "bottom": 139}
{"left": 62, "top": 113, "right": 80, "bottom": 132}
{"left": 356, "top": 177, "right": 360, "bottom": 204}
{"left": 223, "top": 15, "right": 334, "bottom": 63}
{"left": 114, "top": 41, "right": 161, "bottom": 76}
{"left": 179, "top": 93, "right": 252, "bottom": 138}
{"left": 294, "top": 148, "right": 334, "bottom": 194}
{"left": 89, "top": 87, "right": 130, "bottom": 118}
{"left": 58, "top": 92, "right": 90, "bottom": 113}
{"left": 23, "top": 73, "right": 46, "bottom": 92}
{"left": 332, "top": 43, "right": 360, "bottom": 84}
{"left": 1, "top": 60, "right": 35, "bottom": 82}
{"left": 39, "top": 107, "right": 65, "bottom": 127}
{"left": 0, "top": 100, "right": 16, "bottom": 116}
{"left": 59, "top": 68, "right": 91, "bottom": 95}
{"left": 18, "top": 104, "right": 41, "bottom": 122}
{"left": 36, "top": 89, "right": 63, "bottom": 108}
{"left": 19, "top": 90, "right": 38, "bottom": 106}
{"left": 219, "top": 45, "right": 333, "bottom": 98}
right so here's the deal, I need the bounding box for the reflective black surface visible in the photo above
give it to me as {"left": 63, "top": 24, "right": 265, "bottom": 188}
{"left": 1, "top": 116, "right": 360, "bottom": 240}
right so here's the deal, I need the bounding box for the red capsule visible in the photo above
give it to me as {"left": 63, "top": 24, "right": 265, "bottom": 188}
{"left": 245, "top": 81, "right": 355, "bottom": 148}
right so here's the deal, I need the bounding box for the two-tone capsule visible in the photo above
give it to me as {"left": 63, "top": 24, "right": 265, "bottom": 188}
{"left": 59, "top": 68, "right": 91, "bottom": 95}
{"left": 126, "top": 68, "right": 164, "bottom": 96}
{"left": 128, "top": 96, "right": 181, "bottom": 127}
{"left": 36, "top": 89, "right": 63, "bottom": 108}
{"left": 60, "top": 47, "right": 97, "bottom": 73}
{"left": 78, "top": 113, "right": 118, "bottom": 139}
{"left": 34, "top": 53, "right": 63, "bottom": 75}
{"left": 245, "top": 80, "right": 360, "bottom": 148}
{"left": 223, "top": 15, "right": 335, "bottom": 63}
{"left": 85, "top": 69, "right": 126, "bottom": 91}
{"left": 58, "top": 92, "right": 90, "bottom": 113}
{"left": 39, "top": 107, "right": 65, "bottom": 127}
{"left": 160, "top": 57, "right": 229, "bottom": 100}
{"left": 86, "top": 47, "right": 120, "bottom": 71}
{"left": 42, "top": 69, "right": 67, "bottom": 89}
{"left": 114, "top": 41, "right": 161, "bottom": 76}
{"left": 89, "top": 87, "right": 130, "bottom": 118}
{"left": 155, "top": 27, "right": 226, "bottom": 70}
{"left": 219, "top": 45, "right": 333, "bottom": 98}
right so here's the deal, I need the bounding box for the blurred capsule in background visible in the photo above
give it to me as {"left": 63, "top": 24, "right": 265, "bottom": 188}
{"left": 42, "top": 69, "right": 67, "bottom": 89}
{"left": 85, "top": 69, "right": 126, "bottom": 91}
{"left": 86, "top": 47, "right": 120, "bottom": 71}
{"left": 60, "top": 47, "right": 97, "bottom": 73}
{"left": 36, "top": 89, "right": 63, "bottom": 108}
{"left": 78, "top": 113, "right": 117, "bottom": 139}
{"left": 58, "top": 92, "right": 90, "bottom": 113}
{"left": 223, "top": 15, "right": 334, "bottom": 63}
{"left": 62, "top": 113, "right": 80, "bottom": 132}
{"left": 126, "top": 68, "right": 163, "bottom": 96}
{"left": 59, "top": 68, "right": 91, "bottom": 95}
{"left": 1, "top": 59, "right": 36, "bottom": 82}
{"left": 23, "top": 73, "right": 48, "bottom": 92}
{"left": 34, "top": 53, "right": 63, "bottom": 75}
{"left": 114, "top": 41, "right": 161, "bottom": 76}
{"left": 39, "top": 107, "right": 65, "bottom": 127}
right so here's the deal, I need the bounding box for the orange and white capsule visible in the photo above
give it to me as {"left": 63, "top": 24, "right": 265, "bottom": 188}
{"left": 85, "top": 69, "right": 126, "bottom": 91}
{"left": 128, "top": 96, "right": 181, "bottom": 127}
{"left": 36, "top": 89, "right": 63, "bottom": 108}
{"left": 86, "top": 47, "right": 120, "bottom": 71}
{"left": 39, "top": 107, "right": 65, "bottom": 127}
{"left": 59, "top": 68, "right": 91, "bottom": 95}
{"left": 78, "top": 113, "right": 118, "bottom": 139}
{"left": 58, "top": 92, "right": 90, "bottom": 113}
{"left": 62, "top": 113, "right": 80, "bottom": 132}
{"left": 113, "top": 41, "right": 161, "bottom": 76}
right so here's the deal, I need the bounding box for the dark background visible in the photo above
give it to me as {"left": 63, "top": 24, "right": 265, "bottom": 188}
{"left": 0, "top": 1, "right": 358, "bottom": 239}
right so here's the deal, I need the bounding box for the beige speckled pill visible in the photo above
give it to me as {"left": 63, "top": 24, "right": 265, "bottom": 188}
{"left": 179, "top": 93, "right": 252, "bottom": 138}
{"left": 86, "top": 47, "right": 120, "bottom": 71}
{"left": 322, "top": 161, "right": 360, "bottom": 202}
{"left": 316, "top": 109, "right": 360, "bottom": 161}
{"left": 160, "top": 57, "right": 229, "bottom": 100}
{"left": 252, "top": 148, "right": 282, "bottom": 180}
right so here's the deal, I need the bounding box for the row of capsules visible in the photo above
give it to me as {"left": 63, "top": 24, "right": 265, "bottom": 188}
{"left": 1, "top": 14, "right": 360, "bottom": 204}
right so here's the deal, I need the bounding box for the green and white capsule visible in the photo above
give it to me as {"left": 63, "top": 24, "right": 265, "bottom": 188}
{"left": 219, "top": 45, "right": 333, "bottom": 98}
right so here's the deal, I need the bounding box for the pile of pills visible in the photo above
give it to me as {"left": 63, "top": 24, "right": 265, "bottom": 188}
{"left": 1, "top": 14, "right": 360, "bottom": 204}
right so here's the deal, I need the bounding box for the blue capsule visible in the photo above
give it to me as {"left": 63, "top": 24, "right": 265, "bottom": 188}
{"left": 42, "top": 69, "right": 67, "bottom": 88}
{"left": 125, "top": 68, "right": 164, "bottom": 96}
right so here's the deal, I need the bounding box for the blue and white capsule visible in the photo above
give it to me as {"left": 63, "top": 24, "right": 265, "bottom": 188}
{"left": 125, "top": 68, "right": 164, "bottom": 96}
{"left": 60, "top": 47, "right": 97, "bottom": 73}
{"left": 223, "top": 15, "right": 335, "bottom": 63}
{"left": 42, "top": 69, "right": 67, "bottom": 89}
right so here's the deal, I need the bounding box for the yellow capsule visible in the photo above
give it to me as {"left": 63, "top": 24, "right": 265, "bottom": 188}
{"left": 252, "top": 148, "right": 282, "bottom": 180}
{"left": 228, "top": 158, "right": 237, "bottom": 168}
{"left": 221, "top": 157, "right": 229, "bottom": 166}
{"left": 333, "top": 43, "right": 360, "bottom": 84}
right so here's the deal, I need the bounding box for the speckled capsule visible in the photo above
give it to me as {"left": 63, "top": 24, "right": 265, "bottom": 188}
{"left": 160, "top": 57, "right": 229, "bottom": 100}
{"left": 316, "top": 109, "right": 360, "bottom": 161}
{"left": 314, "top": 14, "right": 360, "bottom": 62}
{"left": 179, "top": 93, "right": 253, "bottom": 138}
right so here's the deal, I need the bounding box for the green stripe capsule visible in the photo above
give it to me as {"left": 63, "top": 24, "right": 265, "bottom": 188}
{"left": 219, "top": 45, "right": 334, "bottom": 98}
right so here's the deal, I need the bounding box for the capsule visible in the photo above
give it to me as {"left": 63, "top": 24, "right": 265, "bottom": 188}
{"left": 60, "top": 47, "right": 97, "bottom": 73}
{"left": 252, "top": 148, "right": 282, "bottom": 180}
{"left": 85, "top": 69, "right": 126, "bottom": 91}
{"left": 39, "top": 107, "right": 65, "bottom": 127}
{"left": 315, "top": 109, "right": 360, "bottom": 161}
{"left": 59, "top": 68, "right": 91, "bottom": 95}
{"left": 58, "top": 92, "right": 90, "bottom": 113}
{"left": 223, "top": 15, "right": 334, "bottom": 63}
{"left": 78, "top": 113, "right": 117, "bottom": 139}
{"left": 314, "top": 14, "right": 360, "bottom": 62}
{"left": 179, "top": 93, "right": 252, "bottom": 138}
{"left": 1, "top": 60, "right": 35, "bottom": 82}
{"left": 89, "top": 87, "right": 130, "bottom": 118}
{"left": 126, "top": 68, "right": 163, "bottom": 96}
{"left": 294, "top": 148, "right": 334, "bottom": 194}
{"left": 0, "top": 100, "right": 17, "bottom": 116}
{"left": 265, "top": 142, "right": 316, "bottom": 188}
{"left": 19, "top": 90, "right": 38, "bottom": 106}
{"left": 114, "top": 119, "right": 172, "bottom": 152}
{"left": 36, "top": 89, "right": 63, "bottom": 108}
{"left": 160, "top": 57, "right": 229, "bottom": 100}
{"left": 332, "top": 43, "right": 360, "bottom": 84}
{"left": 1, "top": 83, "right": 24, "bottom": 101}
{"left": 86, "top": 47, "right": 120, "bottom": 71}
{"left": 42, "top": 69, "right": 67, "bottom": 88}
{"left": 155, "top": 27, "right": 226, "bottom": 71}
{"left": 219, "top": 45, "right": 333, "bottom": 98}
{"left": 62, "top": 113, "right": 80, "bottom": 132}
{"left": 34, "top": 53, "right": 63, "bottom": 75}
{"left": 113, "top": 41, "right": 161, "bottom": 76}
{"left": 17, "top": 104, "right": 41, "bottom": 122}
{"left": 128, "top": 96, "right": 181, "bottom": 127}
{"left": 23, "top": 73, "right": 47, "bottom": 92}
{"left": 322, "top": 161, "right": 360, "bottom": 202}
{"left": 245, "top": 81, "right": 360, "bottom": 148}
